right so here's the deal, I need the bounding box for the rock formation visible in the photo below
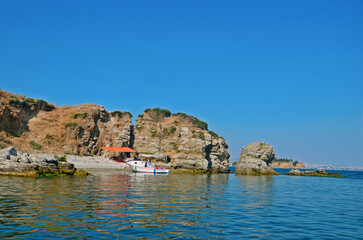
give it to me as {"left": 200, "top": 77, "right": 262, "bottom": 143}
{"left": 235, "top": 142, "right": 278, "bottom": 175}
{"left": 0, "top": 147, "right": 87, "bottom": 176}
{"left": 0, "top": 91, "right": 133, "bottom": 156}
{"left": 285, "top": 169, "right": 341, "bottom": 177}
{"left": 0, "top": 91, "right": 230, "bottom": 173}
{"left": 133, "top": 108, "right": 230, "bottom": 173}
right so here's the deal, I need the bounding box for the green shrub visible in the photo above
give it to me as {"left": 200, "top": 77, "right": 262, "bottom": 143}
{"left": 192, "top": 135, "right": 197, "bottom": 138}
{"left": 9, "top": 98, "right": 39, "bottom": 109}
{"left": 198, "top": 132, "right": 205, "bottom": 140}
{"left": 173, "top": 144, "right": 179, "bottom": 151}
{"left": 36, "top": 100, "right": 55, "bottom": 111}
{"left": 173, "top": 112, "right": 208, "bottom": 130}
{"left": 151, "top": 129, "right": 157, "bottom": 137}
{"left": 293, "top": 160, "right": 299, "bottom": 166}
{"left": 72, "top": 113, "right": 88, "bottom": 119}
{"left": 162, "top": 126, "right": 177, "bottom": 136}
{"left": 9, "top": 99, "right": 22, "bottom": 106}
{"left": 55, "top": 155, "right": 67, "bottom": 162}
{"left": 29, "top": 140, "right": 42, "bottom": 150}
{"left": 208, "top": 131, "right": 219, "bottom": 138}
{"left": 65, "top": 122, "right": 78, "bottom": 129}
{"left": 111, "top": 111, "right": 133, "bottom": 118}
{"left": 13, "top": 128, "right": 24, "bottom": 137}
{"left": 145, "top": 107, "right": 171, "bottom": 117}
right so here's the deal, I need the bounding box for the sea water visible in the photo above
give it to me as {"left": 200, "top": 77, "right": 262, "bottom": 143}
{"left": 0, "top": 169, "right": 362, "bottom": 239}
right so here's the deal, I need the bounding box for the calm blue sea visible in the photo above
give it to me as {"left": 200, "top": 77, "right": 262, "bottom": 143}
{"left": 0, "top": 169, "right": 362, "bottom": 239}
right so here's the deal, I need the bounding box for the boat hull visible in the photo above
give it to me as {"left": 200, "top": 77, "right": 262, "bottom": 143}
{"left": 127, "top": 163, "right": 169, "bottom": 174}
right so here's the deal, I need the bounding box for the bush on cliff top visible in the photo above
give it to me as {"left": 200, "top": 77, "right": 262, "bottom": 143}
{"left": 35, "top": 100, "right": 55, "bottom": 111}
{"left": 144, "top": 108, "right": 171, "bottom": 117}
{"left": 173, "top": 112, "right": 208, "bottom": 130}
{"left": 111, "top": 111, "right": 133, "bottom": 118}
{"left": 9, "top": 98, "right": 54, "bottom": 111}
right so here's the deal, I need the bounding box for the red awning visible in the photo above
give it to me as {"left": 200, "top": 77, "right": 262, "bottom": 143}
{"left": 101, "top": 147, "right": 137, "bottom": 153}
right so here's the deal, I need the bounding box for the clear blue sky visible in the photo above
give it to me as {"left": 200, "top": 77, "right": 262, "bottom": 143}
{"left": 1, "top": 0, "right": 362, "bottom": 166}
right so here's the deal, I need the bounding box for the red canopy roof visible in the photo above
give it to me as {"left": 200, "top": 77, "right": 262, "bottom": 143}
{"left": 101, "top": 147, "right": 137, "bottom": 153}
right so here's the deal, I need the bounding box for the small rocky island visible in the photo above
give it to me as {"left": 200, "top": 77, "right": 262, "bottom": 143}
{"left": 285, "top": 169, "right": 342, "bottom": 177}
{"left": 0, "top": 147, "right": 87, "bottom": 177}
{"left": 235, "top": 142, "right": 279, "bottom": 175}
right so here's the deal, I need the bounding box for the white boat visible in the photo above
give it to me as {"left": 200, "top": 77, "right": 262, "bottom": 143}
{"left": 126, "top": 159, "right": 169, "bottom": 174}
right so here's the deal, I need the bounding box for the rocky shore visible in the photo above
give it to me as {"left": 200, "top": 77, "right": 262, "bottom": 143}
{"left": 0, "top": 147, "right": 88, "bottom": 177}
{"left": 285, "top": 169, "right": 342, "bottom": 177}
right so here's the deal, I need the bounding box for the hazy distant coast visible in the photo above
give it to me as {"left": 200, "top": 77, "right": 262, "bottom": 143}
{"left": 304, "top": 164, "right": 363, "bottom": 171}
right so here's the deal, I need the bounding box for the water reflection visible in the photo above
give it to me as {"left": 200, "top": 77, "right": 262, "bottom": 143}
{"left": 0, "top": 170, "right": 361, "bottom": 239}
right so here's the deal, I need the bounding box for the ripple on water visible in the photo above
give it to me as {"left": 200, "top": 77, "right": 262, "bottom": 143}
{"left": 0, "top": 170, "right": 362, "bottom": 239}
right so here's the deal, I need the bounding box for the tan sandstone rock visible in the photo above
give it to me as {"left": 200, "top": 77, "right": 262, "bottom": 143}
{"left": 235, "top": 142, "right": 278, "bottom": 175}
{"left": 133, "top": 108, "right": 230, "bottom": 173}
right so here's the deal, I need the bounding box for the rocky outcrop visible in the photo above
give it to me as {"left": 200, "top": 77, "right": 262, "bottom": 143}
{"left": 285, "top": 169, "right": 342, "bottom": 177}
{"left": 0, "top": 90, "right": 133, "bottom": 156}
{"left": 0, "top": 91, "right": 55, "bottom": 138}
{"left": 52, "top": 104, "right": 133, "bottom": 156}
{"left": 133, "top": 109, "right": 230, "bottom": 173}
{"left": 235, "top": 142, "right": 278, "bottom": 175}
{"left": 271, "top": 161, "right": 306, "bottom": 169}
{"left": 0, "top": 147, "right": 87, "bottom": 176}
{"left": 0, "top": 91, "right": 230, "bottom": 173}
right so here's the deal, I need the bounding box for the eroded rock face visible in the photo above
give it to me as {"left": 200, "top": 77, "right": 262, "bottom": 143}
{"left": 0, "top": 90, "right": 54, "bottom": 138}
{"left": 55, "top": 104, "right": 133, "bottom": 156}
{"left": 0, "top": 91, "right": 133, "bottom": 156}
{"left": 0, "top": 91, "right": 230, "bottom": 173}
{"left": 235, "top": 142, "right": 278, "bottom": 175}
{"left": 0, "top": 147, "right": 87, "bottom": 176}
{"left": 133, "top": 109, "right": 230, "bottom": 173}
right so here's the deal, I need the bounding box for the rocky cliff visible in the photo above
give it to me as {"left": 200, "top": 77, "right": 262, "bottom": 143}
{"left": 0, "top": 90, "right": 133, "bottom": 156}
{"left": 134, "top": 108, "right": 230, "bottom": 173}
{"left": 235, "top": 142, "right": 278, "bottom": 175}
{"left": 0, "top": 91, "right": 230, "bottom": 172}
